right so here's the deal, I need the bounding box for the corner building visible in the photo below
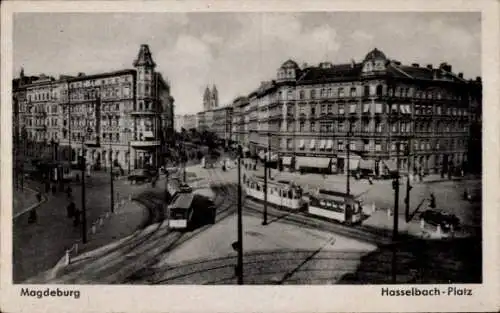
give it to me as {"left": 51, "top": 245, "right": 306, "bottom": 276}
{"left": 240, "top": 48, "right": 482, "bottom": 176}
{"left": 13, "top": 44, "right": 175, "bottom": 171}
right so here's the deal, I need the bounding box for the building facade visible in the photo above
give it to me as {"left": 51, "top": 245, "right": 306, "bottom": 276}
{"left": 212, "top": 105, "right": 233, "bottom": 145}
{"left": 235, "top": 48, "right": 481, "bottom": 175}
{"left": 175, "top": 114, "right": 197, "bottom": 132}
{"left": 13, "top": 44, "right": 175, "bottom": 171}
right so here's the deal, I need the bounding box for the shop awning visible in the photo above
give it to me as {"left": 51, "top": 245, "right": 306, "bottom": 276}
{"left": 359, "top": 159, "right": 375, "bottom": 171}
{"left": 309, "top": 139, "right": 316, "bottom": 149}
{"left": 282, "top": 156, "right": 293, "bottom": 166}
{"left": 296, "top": 157, "right": 331, "bottom": 169}
{"left": 348, "top": 159, "right": 360, "bottom": 170}
{"left": 383, "top": 159, "right": 398, "bottom": 172}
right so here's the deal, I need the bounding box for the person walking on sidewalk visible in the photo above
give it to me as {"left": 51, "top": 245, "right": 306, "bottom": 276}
{"left": 67, "top": 201, "right": 75, "bottom": 218}
{"left": 73, "top": 208, "right": 81, "bottom": 227}
{"left": 28, "top": 208, "right": 38, "bottom": 224}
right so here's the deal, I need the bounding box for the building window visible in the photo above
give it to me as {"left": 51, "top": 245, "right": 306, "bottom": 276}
{"left": 299, "top": 121, "right": 305, "bottom": 132}
{"left": 349, "top": 142, "right": 356, "bottom": 151}
{"left": 338, "top": 104, "right": 344, "bottom": 115}
{"left": 375, "top": 122, "right": 382, "bottom": 133}
{"left": 364, "top": 85, "right": 370, "bottom": 97}
{"left": 310, "top": 122, "right": 316, "bottom": 132}
{"left": 287, "top": 139, "right": 293, "bottom": 149}
{"left": 363, "top": 121, "right": 370, "bottom": 133}
{"left": 311, "top": 105, "right": 316, "bottom": 116}
{"left": 327, "top": 104, "right": 333, "bottom": 114}
{"left": 349, "top": 104, "right": 356, "bottom": 114}
{"left": 375, "top": 142, "right": 382, "bottom": 151}
{"left": 376, "top": 85, "right": 383, "bottom": 96}
{"left": 363, "top": 140, "right": 370, "bottom": 151}
{"left": 338, "top": 88, "right": 345, "bottom": 98}
{"left": 299, "top": 90, "right": 305, "bottom": 100}
{"left": 310, "top": 89, "right": 316, "bottom": 99}
{"left": 374, "top": 103, "right": 383, "bottom": 113}
{"left": 363, "top": 103, "right": 370, "bottom": 113}
{"left": 321, "top": 104, "right": 327, "bottom": 115}
{"left": 338, "top": 141, "right": 344, "bottom": 151}
{"left": 350, "top": 87, "right": 357, "bottom": 97}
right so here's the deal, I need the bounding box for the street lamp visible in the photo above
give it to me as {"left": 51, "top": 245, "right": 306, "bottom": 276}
{"left": 80, "top": 126, "right": 93, "bottom": 244}
{"left": 232, "top": 145, "right": 244, "bottom": 284}
{"left": 262, "top": 132, "right": 270, "bottom": 226}
{"left": 346, "top": 117, "right": 355, "bottom": 196}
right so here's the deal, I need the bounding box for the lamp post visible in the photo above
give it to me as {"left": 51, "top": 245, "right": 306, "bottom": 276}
{"left": 110, "top": 141, "right": 115, "bottom": 214}
{"left": 236, "top": 145, "right": 244, "bottom": 284}
{"left": 80, "top": 127, "right": 92, "bottom": 244}
{"left": 346, "top": 118, "right": 354, "bottom": 195}
{"left": 262, "top": 132, "right": 270, "bottom": 226}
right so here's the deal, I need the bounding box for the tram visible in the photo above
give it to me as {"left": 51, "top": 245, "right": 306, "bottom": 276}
{"left": 167, "top": 192, "right": 196, "bottom": 230}
{"left": 243, "top": 175, "right": 304, "bottom": 210}
{"left": 307, "top": 189, "right": 364, "bottom": 224}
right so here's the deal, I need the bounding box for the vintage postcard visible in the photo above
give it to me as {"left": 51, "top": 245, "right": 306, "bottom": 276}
{"left": 1, "top": 0, "right": 499, "bottom": 312}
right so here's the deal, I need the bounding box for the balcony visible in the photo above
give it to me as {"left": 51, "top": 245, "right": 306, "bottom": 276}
{"left": 130, "top": 140, "right": 160, "bottom": 147}
{"left": 130, "top": 109, "right": 157, "bottom": 116}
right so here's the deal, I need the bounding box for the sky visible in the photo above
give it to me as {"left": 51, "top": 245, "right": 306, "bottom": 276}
{"left": 13, "top": 12, "right": 481, "bottom": 115}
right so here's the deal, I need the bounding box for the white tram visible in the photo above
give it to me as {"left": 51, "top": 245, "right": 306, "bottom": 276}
{"left": 243, "top": 175, "right": 304, "bottom": 210}
{"left": 307, "top": 189, "right": 364, "bottom": 224}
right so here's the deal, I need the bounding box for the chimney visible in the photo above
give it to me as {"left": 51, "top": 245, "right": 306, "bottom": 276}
{"left": 78, "top": 72, "right": 85, "bottom": 77}
{"left": 411, "top": 63, "right": 419, "bottom": 68}
{"left": 351, "top": 59, "right": 356, "bottom": 68}
{"left": 458, "top": 73, "right": 464, "bottom": 78}
{"left": 446, "top": 65, "right": 452, "bottom": 72}
{"left": 302, "top": 62, "right": 309, "bottom": 69}
{"left": 394, "top": 61, "right": 401, "bottom": 66}
{"left": 476, "top": 76, "right": 482, "bottom": 82}
{"left": 426, "top": 64, "right": 433, "bottom": 70}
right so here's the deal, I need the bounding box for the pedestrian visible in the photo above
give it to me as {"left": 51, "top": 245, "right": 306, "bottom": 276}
{"left": 51, "top": 183, "right": 57, "bottom": 194}
{"left": 66, "top": 185, "right": 72, "bottom": 199}
{"left": 28, "top": 208, "right": 37, "bottom": 224}
{"left": 73, "top": 209, "right": 81, "bottom": 227}
{"left": 36, "top": 191, "right": 42, "bottom": 203}
{"left": 429, "top": 193, "right": 436, "bottom": 209}
{"left": 67, "top": 201, "right": 75, "bottom": 218}
{"left": 45, "top": 181, "right": 50, "bottom": 193}
{"left": 368, "top": 176, "right": 373, "bottom": 185}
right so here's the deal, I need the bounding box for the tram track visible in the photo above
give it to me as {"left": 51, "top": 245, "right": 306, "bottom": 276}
{"left": 121, "top": 165, "right": 239, "bottom": 283}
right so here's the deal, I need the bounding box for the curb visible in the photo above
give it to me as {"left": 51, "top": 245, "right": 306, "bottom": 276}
{"left": 13, "top": 187, "right": 47, "bottom": 220}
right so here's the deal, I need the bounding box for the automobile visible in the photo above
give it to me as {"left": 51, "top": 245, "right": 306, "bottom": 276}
{"left": 127, "top": 169, "right": 154, "bottom": 184}
{"left": 419, "top": 209, "right": 460, "bottom": 232}
{"left": 179, "top": 182, "right": 193, "bottom": 193}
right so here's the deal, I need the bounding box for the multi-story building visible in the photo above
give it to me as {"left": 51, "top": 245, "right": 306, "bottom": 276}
{"left": 231, "top": 96, "right": 249, "bottom": 150}
{"left": 174, "top": 114, "right": 197, "bottom": 132}
{"left": 13, "top": 44, "right": 175, "bottom": 171}
{"left": 212, "top": 105, "right": 233, "bottom": 145}
{"left": 237, "top": 48, "right": 482, "bottom": 176}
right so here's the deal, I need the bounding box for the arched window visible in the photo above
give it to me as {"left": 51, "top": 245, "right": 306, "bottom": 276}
{"left": 376, "top": 85, "right": 383, "bottom": 96}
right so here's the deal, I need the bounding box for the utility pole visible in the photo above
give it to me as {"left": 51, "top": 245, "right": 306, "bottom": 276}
{"left": 393, "top": 140, "right": 401, "bottom": 241}
{"left": 346, "top": 121, "right": 353, "bottom": 195}
{"left": 110, "top": 141, "right": 115, "bottom": 214}
{"left": 81, "top": 137, "right": 87, "bottom": 244}
{"left": 236, "top": 145, "right": 243, "bottom": 284}
{"left": 262, "top": 132, "right": 269, "bottom": 225}
{"left": 405, "top": 137, "right": 412, "bottom": 221}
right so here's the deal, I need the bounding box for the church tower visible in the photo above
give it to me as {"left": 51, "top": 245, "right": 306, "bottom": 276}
{"left": 203, "top": 86, "right": 211, "bottom": 111}
{"left": 211, "top": 85, "right": 218, "bottom": 109}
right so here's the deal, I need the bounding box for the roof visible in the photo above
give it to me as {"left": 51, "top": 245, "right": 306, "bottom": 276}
{"left": 281, "top": 59, "right": 299, "bottom": 69}
{"left": 315, "top": 189, "right": 357, "bottom": 201}
{"left": 170, "top": 192, "right": 195, "bottom": 209}
{"left": 133, "top": 44, "right": 156, "bottom": 67}
{"left": 298, "top": 63, "right": 363, "bottom": 84}
{"left": 364, "top": 48, "right": 387, "bottom": 61}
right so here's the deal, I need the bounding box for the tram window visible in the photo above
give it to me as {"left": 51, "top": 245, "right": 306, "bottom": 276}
{"left": 287, "top": 190, "right": 292, "bottom": 199}
{"left": 320, "top": 200, "right": 326, "bottom": 206}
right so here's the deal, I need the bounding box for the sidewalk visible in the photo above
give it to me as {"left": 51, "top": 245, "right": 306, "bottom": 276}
{"left": 12, "top": 186, "right": 39, "bottom": 217}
